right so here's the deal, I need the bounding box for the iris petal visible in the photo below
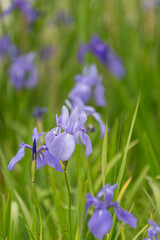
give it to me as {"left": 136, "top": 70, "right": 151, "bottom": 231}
{"left": 88, "top": 209, "right": 113, "bottom": 239}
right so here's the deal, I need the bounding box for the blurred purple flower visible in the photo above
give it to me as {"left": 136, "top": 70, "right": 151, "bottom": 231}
{"left": 86, "top": 183, "right": 137, "bottom": 239}
{"left": 40, "top": 46, "right": 55, "bottom": 61}
{"left": 2, "top": 0, "right": 39, "bottom": 23}
{"left": 77, "top": 35, "right": 125, "bottom": 79}
{"left": 143, "top": 219, "right": 160, "bottom": 240}
{"left": 69, "top": 64, "right": 106, "bottom": 107}
{"left": 142, "top": 0, "right": 160, "bottom": 9}
{"left": 45, "top": 105, "right": 92, "bottom": 161}
{"left": 9, "top": 52, "right": 38, "bottom": 90}
{"left": 56, "top": 9, "right": 73, "bottom": 25}
{"left": 66, "top": 98, "right": 106, "bottom": 138}
{"left": 31, "top": 106, "right": 47, "bottom": 120}
{"left": 0, "top": 35, "right": 18, "bottom": 59}
{"left": 8, "top": 127, "right": 63, "bottom": 172}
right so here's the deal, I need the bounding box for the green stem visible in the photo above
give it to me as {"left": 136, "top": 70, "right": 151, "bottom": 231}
{"left": 64, "top": 170, "right": 72, "bottom": 240}
{"left": 32, "top": 159, "right": 43, "bottom": 240}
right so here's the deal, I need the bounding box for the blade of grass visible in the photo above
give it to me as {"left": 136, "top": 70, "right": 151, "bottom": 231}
{"left": 102, "top": 116, "right": 108, "bottom": 187}
{"left": 115, "top": 93, "right": 140, "bottom": 199}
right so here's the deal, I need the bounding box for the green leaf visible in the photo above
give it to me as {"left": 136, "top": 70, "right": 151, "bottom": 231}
{"left": 9, "top": 220, "right": 14, "bottom": 240}
{"left": 79, "top": 180, "right": 88, "bottom": 240}
{"left": 102, "top": 117, "right": 108, "bottom": 187}
{"left": 142, "top": 133, "right": 160, "bottom": 177}
{"left": 115, "top": 93, "right": 140, "bottom": 199}
{"left": 2, "top": 191, "right": 11, "bottom": 239}
{"left": 32, "top": 207, "right": 36, "bottom": 237}
{"left": 121, "top": 225, "right": 126, "bottom": 240}
{"left": 25, "top": 224, "right": 36, "bottom": 240}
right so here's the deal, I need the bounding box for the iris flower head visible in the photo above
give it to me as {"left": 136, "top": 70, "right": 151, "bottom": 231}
{"left": 69, "top": 64, "right": 106, "bottom": 107}
{"left": 2, "top": 0, "right": 39, "bottom": 23}
{"left": 45, "top": 105, "right": 92, "bottom": 162}
{"left": 77, "top": 35, "right": 125, "bottom": 79}
{"left": 86, "top": 183, "right": 137, "bottom": 239}
{"left": 9, "top": 52, "right": 38, "bottom": 90}
{"left": 8, "top": 127, "right": 62, "bottom": 172}
{"left": 143, "top": 219, "right": 160, "bottom": 240}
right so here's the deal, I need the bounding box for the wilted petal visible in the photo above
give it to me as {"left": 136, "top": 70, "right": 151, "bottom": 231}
{"left": 47, "top": 132, "right": 75, "bottom": 161}
{"left": 8, "top": 143, "right": 26, "bottom": 171}
{"left": 114, "top": 201, "right": 137, "bottom": 228}
{"left": 94, "top": 84, "right": 106, "bottom": 106}
{"left": 80, "top": 131, "right": 92, "bottom": 157}
{"left": 88, "top": 209, "right": 113, "bottom": 239}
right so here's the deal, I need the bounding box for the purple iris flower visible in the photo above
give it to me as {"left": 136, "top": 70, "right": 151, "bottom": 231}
{"left": 143, "top": 219, "right": 160, "bottom": 240}
{"left": 31, "top": 106, "right": 47, "bottom": 120}
{"left": 45, "top": 105, "right": 92, "bottom": 161}
{"left": 2, "top": 0, "right": 39, "bottom": 23}
{"left": 86, "top": 183, "right": 137, "bottom": 239}
{"left": 69, "top": 64, "right": 106, "bottom": 107}
{"left": 9, "top": 52, "right": 38, "bottom": 90}
{"left": 0, "top": 35, "right": 18, "bottom": 59}
{"left": 66, "top": 98, "right": 106, "bottom": 138}
{"left": 77, "top": 35, "right": 125, "bottom": 79}
{"left": 8, "top": 127, "right": 63, "bottom": 172}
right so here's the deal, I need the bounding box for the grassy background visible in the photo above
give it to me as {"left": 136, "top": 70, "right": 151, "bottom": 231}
{"left": 0, "top": 0, "right": 160, "bottom": 239}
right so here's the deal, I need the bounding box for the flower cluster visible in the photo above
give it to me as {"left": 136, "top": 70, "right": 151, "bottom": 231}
{"left": 86, "top": 183, "right": 137, "bottom": 239}
{"left": 8, "top": 127, "right": 63, "bottom": 172}
{"left": 77, "top": 35, "right": 125, "bottom": 79}
{"left": 2, "top": 0, "right": 39, "bottom": 23}
{"left": 143, "top": 219, "right": 160, "bottom": 240}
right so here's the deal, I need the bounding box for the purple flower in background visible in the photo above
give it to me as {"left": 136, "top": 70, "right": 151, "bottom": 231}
{"left": 2, "top": 0, "right": 39, "bottom": 23}
{"left": 142, "top": 0, "right": 160, "bottom": 9}
{"left": 56, "top": 9, "right": 73, "bottom": 26}
{"left": 0, "top": 35, "right": 18, "bottom": 59}
{"left": 9, "top": 52, "right": 38, "bottom": 90}
{"left": 66, "top": 98, "right": 106, "bottom": 138}
{"left": 86, "top": 183, "right": 137, "bottom": 239}
{"left": 8, "top": 127, "right": 62, "bottom": 172}
{"left": 69, "top": 64, "right": 106, "bottom": 107}
{"left": 31, "top": 106, "right": 47, "bottom": 120}
{"left": 45, "top": 105, "right": 92, "bottom": 161}
{"left": 143, "top": 219, "right": 160, "bottom": 240}
{"left": 77, "top": 35, "right": 125, "bottom": 79}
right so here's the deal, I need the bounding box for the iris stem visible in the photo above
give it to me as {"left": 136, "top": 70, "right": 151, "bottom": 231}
{"left": 32, "top": 159, "right": 43, "bottom": 240}
{"left": 64, "top": 170, "right": 72, "bottom": 240}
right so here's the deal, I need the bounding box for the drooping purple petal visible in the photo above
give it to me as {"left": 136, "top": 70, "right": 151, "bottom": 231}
{"left": 88, "top": 209, "right": 113, "bottom": 239}
{"left": 80, "top": 131, "right": 92, "bottom": 157}
{"left": 94, "top": 84, "right": 106, "bottom": 107}
{"left": 114, "top": 201, "right": 137, "bottom": 229}
{"left": 8, "top": 143, "right": 26, "bottom": 171}
{"left": 46, "top": 132, "right": 75, "bottom": 161}
{"left": 44, "top": 150, "right": 63, "bottom": 172}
